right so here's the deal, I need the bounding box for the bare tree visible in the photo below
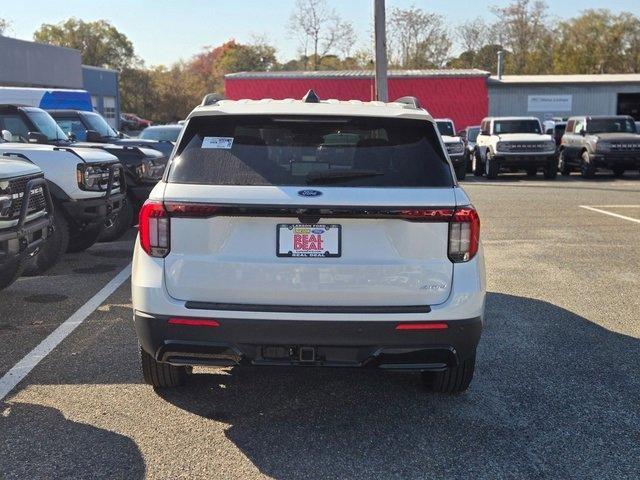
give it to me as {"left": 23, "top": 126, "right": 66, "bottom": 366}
{"left": 388, "top": 6, "right": 452, "bottom": 68}
{"left": 0, "top": 18, "right": 11, "bottom": 36}
{"left": 288, "top": 0, "right": 356, "bottom": 70}
{"left": 491, "top": 0, "right": 552, "bottom": 73}
{"left": 458, "top": 18, "right": 490, "bottom": 53}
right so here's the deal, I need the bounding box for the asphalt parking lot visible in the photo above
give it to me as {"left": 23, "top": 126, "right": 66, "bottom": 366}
{"left": 1, "top": 173, "right": 639, "bottom": 480}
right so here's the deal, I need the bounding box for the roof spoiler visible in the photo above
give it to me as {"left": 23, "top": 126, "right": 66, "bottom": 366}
{"left": 394, "top": 96, "right": 422, "bottom": 109}
{"left": 201, "top": 93, "right": 225, "bottom": 106}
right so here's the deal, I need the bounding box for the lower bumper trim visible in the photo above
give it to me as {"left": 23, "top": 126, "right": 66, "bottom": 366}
{"left": 135, "top": 313, "right": 482, "bottom": 371}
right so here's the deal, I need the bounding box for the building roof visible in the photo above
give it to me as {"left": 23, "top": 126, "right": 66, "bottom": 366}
{"left": 190, "top": 98, "right": 433, "bottom": 122}
{"left": 489, "top": 74, "right": 640, "bottom": 85}
{"left": 226, "top": 69, "right": 491, "bottom": 80}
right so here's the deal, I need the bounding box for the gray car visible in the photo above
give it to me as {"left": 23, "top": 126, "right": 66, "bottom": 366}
{"left": 559, "top": 116, "right": 640, "bottom": 178}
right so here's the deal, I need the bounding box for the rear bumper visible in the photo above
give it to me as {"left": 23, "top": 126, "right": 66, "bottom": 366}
{"left": 135, "top": 313, "right": 482, "bottom": 371}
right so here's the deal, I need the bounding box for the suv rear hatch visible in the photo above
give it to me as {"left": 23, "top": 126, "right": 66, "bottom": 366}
{"left": 159, "top": 114, "right": 459, "bottom": 308}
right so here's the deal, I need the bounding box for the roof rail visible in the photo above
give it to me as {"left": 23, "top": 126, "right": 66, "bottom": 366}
{"left": 201, "top": 93, "right": 225, "bottom": 106}
{"left": 394, "top": 96, "right": 422, "bottom": 109}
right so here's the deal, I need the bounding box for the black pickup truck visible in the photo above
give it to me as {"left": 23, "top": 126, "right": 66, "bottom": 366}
{"left": 0, "top": 105, "right": 168, "bottom": 240}
{"left": 47, "top": 109, "right": 175, "bottom": 158}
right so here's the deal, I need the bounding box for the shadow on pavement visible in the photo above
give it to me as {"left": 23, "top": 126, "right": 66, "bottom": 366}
{"left": 464, "top": 174, "right": 640, "bottom": 193}
{"left": 0, "top": 403, "right": 145, "bottom": 479}
{"left": 156, "top": 292, "right": 640, "bottom": 479}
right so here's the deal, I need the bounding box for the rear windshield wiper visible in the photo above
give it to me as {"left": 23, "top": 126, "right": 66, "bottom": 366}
{"left": 305, "top": 169, "right": 383, "bottom": 184}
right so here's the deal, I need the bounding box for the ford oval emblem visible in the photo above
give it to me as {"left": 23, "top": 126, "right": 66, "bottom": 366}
{"left": 298, "top": 189, "right": 322, "bottom": 197}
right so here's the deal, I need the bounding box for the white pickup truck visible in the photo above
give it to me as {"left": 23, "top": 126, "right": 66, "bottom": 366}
{"left": 0, "top": 139, "right": 124, "bottom": 273}
{"left": 474, "top": 117, "right": 557, "bottom": 179}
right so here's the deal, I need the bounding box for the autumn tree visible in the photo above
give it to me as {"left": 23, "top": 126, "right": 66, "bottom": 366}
{"left": 33, "top": 18, "right": 137, "bottom": 70}
{"left": 388, "top": 6, "right": 452, "bottom": 68}
{"left": 287, "top": 0, "right": 356, "bottom": 70}
{"left": 553, "top": 10, "right": 640, "bottom": 74}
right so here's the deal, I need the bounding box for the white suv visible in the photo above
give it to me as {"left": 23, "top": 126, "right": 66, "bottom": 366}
{"left": 132, "top": 92, "right": 486, "bottom": 394}
{"left": 435, "top": 118, "right": 466, "bottom": 180}
{"left": 474, "top": 116, "right": 557, "bottom": 179}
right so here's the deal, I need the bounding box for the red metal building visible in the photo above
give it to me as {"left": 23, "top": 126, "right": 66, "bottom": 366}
{"left": 225, "top": 69, "right": 490, "bottom": 130}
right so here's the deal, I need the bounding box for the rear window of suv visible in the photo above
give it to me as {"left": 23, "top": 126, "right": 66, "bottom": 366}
{"left": 168, "top": 115, "right": 453, "bottom": 187}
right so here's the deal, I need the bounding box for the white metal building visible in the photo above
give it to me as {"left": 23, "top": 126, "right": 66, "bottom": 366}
{"left": 488, "top": 74, "right": 640, "bottom": 121}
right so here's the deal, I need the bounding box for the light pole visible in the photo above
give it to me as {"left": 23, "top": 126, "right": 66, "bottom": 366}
{"left": 374, "top": 0, "right": 388, "bottom": 102}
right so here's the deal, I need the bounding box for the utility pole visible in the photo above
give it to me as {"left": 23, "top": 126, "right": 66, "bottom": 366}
{"left": 373, "top": 0, "right": 388, "bottom": 102}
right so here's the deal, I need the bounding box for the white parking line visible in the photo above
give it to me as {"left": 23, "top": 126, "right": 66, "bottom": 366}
{"left": 0, "top": 264, "right": 132, "bottom": 401}
{"left": 588, "top": 205, "right": 640, "bottom": 208}
{"left": 579, "top": 206, "right": 640, "bottom": 225}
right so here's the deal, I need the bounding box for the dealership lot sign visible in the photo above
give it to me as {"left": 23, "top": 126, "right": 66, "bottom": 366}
{"left": 527, "top": 95, "right": 572, "bottom": 112}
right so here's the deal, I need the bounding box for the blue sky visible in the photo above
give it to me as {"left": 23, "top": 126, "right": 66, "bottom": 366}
{"left": 3, "top": 0, "right": 639, "bottom": 66}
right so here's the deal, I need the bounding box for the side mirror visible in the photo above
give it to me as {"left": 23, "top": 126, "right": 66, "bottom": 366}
{"left": 580, "top": 128, "right": 586, "bottom": 136}
{"left": 67, "top": 132, "right": 77, "bottom": 141}
{"left": 1, "top": 129, "right": 11, "bottom": 142}
{"left": 85, "top": 130, "right": 103, "bottom": 142}
{"left": 27, "top": 131, "right": 49, "bottom": 144}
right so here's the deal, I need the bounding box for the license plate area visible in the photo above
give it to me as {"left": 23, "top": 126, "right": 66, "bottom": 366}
{"left": 276, "top": 223, "right": 341, "bottom": 258}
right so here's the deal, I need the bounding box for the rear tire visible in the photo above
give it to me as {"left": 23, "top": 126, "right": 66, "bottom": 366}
{"left": 422, "top": 355, "right": 476, "bottom": 394}
{"left": 485, "top": 153, "right": 499, "bottom": 179}
{"left": 67, "top": 224, "right": 103, "bottom": 253}
{"left": 0, "top": 257, "right": 24, "bottom": 290}
{"left": 23, "top": 210, "right": 69, "bottom": 275}
{"left": 99, "top": 198, "right": 134, "bottom": 242}
{"left": 580, "top": 151, "right": 596, "bottom": 179}
{"left": 543, "top": 159, "right": 558, "bottom": 179}
{"left": 140, "top": 346, "right": 187, "bottom": 388}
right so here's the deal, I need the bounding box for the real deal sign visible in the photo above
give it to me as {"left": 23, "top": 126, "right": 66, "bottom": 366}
{"left": 527, "top": 95, "right": 572, "bottom": 112}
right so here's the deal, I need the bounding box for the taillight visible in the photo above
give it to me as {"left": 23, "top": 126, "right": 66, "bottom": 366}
{"left": 448, "top": 207, "right": 480, "bottom": 263}
{"left": 139, "top": 200, "right": 169, "bottom": 257}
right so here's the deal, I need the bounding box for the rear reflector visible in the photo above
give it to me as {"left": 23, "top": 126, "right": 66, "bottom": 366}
{"left": 395, "top": 322, "right": 448, "bottom": 331}
{"left": 167, "top": 317, "right": 220, "bottom": 327}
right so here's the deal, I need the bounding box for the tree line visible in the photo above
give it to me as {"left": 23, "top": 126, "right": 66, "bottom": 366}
{"left": 3, "top": 0, "right": 639, "bottom": 123}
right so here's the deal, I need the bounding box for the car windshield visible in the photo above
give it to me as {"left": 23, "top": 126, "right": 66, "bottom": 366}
{"left": 140, "top": 126, "right": 182, "bottom": 142}
{"left": 494, "top": 120, "right": 541, "bottom": 134}
{"left": 436, "top": 121, "right": 455, "bottom": 136}
{"left": 587, "top": 118, "right": 636, "bottom": 134}
{"left": 169, "top": 115, "right": 453, "bottom": 187}
{"left": 26, "top": 110, "right": 69, "bottom": 141}
{"left": 83, "top": 112, "right": 118, "bottom": 138}
{"left": 467, "top": 127, "right": 480, "bottom": 142}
